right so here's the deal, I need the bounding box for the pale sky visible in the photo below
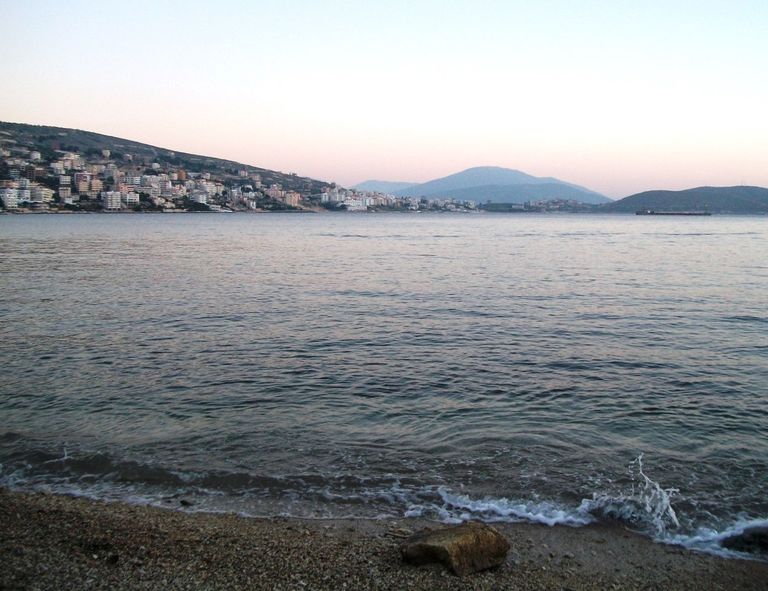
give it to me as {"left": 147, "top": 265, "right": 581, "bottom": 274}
{"left": 2, "top": 0, "right": 767, "bottom": 197}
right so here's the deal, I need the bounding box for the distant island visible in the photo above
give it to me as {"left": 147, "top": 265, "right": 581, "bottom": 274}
{"left": 602, "top": 186, "right": 768, "bottom": 215}
{"left": 2, "top": 121, "right": 767, "bottom": 215}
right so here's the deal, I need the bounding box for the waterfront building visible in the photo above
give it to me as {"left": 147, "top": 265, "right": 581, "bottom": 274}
{"left": 0, "top": 188, "right": 18, "bottom": 208}
{"left": 59, "top": 186, "right": 73, "bottom": 204}
{"left": 189, "top": 191, "right": 208, "bottom": 205}
{"left": 31, "top": 186, "right": 55, "bottom": 203}
{"left": 284, "top": 191, "right": 301, "bottom": 207}
{"left": 101, "top": 191, "right": 122, "bottom": 210}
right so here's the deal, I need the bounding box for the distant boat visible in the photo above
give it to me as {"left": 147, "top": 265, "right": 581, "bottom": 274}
{"left": 635, "top": 209, "right": 712, "bottom": 216}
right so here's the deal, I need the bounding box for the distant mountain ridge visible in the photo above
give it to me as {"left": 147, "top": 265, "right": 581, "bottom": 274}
{"left": 380, "top": 166, "right": 611, "bottom": 205}
{"left": 603, "top": 186, "right": 768, "bottom": 214}
{"left": 415, "top": 182, "right": 608, "bottom": 204}
{"left": 352, "top": 180, "right": 416, "bottom": 193}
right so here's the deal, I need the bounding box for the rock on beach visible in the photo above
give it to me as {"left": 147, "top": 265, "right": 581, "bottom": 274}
{"left": 400, "top": 521, "right": 510, "bottom": 576}
{"left": 722, "top": 526, "right": 768, "bottom": 554}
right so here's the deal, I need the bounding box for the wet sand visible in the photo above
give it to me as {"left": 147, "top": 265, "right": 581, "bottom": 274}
{"left": 1, "top": 489, "right": 766, "bottom": 590}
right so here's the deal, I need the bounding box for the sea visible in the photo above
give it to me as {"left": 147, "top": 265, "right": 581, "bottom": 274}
{"left": 1, "top": 212, "right": 766, "bottom": 557}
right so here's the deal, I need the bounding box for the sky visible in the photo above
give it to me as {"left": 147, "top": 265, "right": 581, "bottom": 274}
{"left": 2, "top": 0, "right": 767, "bottom": 197}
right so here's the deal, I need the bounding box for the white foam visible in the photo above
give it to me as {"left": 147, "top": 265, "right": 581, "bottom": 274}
{"left": 3, "top": 451, "right": 767, "bottom": 560}
{"left": 667, "top": 518, "right": 768, "bottom": 558}
{"left": 432, "top": 487, "right": 594, "bottom": 527}
{"left": 578, "top": 454, "right": 680, "bottom": 536}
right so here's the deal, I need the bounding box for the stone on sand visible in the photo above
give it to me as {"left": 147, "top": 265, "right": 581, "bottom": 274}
{"left": 400, "top": 521, "right": 510, "bottom": 576}
{"left": 722, "top": 526, "right": 768, "bottom": 554}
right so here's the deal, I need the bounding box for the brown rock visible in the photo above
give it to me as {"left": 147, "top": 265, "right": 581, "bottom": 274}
{"left": 400, "top": 521, "right": 510, "bottom": 576}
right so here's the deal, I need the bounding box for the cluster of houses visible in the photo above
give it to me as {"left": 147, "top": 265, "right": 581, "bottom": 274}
{"left": 0, "top": 144, "right": 263, "bottom": 212}
{"left": 0, "top": 133, "right": 476, "bottom": 213}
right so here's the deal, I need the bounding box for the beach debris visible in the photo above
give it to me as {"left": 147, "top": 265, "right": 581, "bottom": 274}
{"left": 400, "top": 521, "right": 509, "bottom": 576}
{"left": 721, "top": 526, "right": 768, "bottom": 554}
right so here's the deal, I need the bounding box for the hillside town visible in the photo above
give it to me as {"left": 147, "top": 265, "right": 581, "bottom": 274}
{"left": 0, "top": 128, "right": 477, "bottom": 214}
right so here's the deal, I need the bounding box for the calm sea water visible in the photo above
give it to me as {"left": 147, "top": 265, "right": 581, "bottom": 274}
{"left": 1, "top": 212, "right": 767, "bottom": 554}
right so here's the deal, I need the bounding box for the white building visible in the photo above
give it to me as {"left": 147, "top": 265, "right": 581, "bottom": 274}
{"left": 0, "top": 188, "right": 18, "bottom": 209}
{"left": 189, "top": 191, "right": 208, "bottom": 205}
{"left": 59, "top": 186, "right": 73, "bottom": 204}
{"left": 123, "top": 192, "right": 140, "bottom": 206}
{"left": 101, "top": 191, "right": 122, "bottom": 210}
{"left": 343, "top": 198, "right": 366, "bottom": 211}
{"left": 31, "top": 186, "right": 55, "bottom": 203}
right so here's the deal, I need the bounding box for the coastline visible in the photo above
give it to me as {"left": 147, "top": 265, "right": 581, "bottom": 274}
{"left": 1, "top": 489, "right": 766, "bottom": 590}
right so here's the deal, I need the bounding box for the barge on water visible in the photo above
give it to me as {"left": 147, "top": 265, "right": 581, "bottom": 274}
{"left": 635, "top": 209, "right": 712, "bottom": 216}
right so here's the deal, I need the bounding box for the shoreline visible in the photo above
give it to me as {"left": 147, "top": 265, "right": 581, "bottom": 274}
{"left": 1, "top": 489, "right": 766, "bottom": 590}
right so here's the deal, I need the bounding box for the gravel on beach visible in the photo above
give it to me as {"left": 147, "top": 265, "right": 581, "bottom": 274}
{"left": 1, "top": 489, "right": 766, "bottom": 590}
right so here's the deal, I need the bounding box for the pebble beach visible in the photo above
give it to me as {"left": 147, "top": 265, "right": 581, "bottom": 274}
{"left": 1, "top": 489, "right": 766, "bottom": 590}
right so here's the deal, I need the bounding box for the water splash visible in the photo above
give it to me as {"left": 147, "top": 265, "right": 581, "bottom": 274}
{"left": 4, "top": 446, "right": 766, "bottom": 558}
{"left": 581, "top": 454, "right": 680, "bottom": 536}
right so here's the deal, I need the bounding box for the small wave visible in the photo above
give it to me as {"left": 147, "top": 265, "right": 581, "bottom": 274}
{"left": 723, "top": 315, "right": 768, "bottom": 324}
{"left": 401, "top": 455, "right": 680, "bottom": 535}
{"left": 578, "top": 454, "right": 679, "bottom": 536}
{"left": 404, "top": 488, "right": 593, "bottom": 527}
{"left": 2, "top": 448, "right": 765, "bottom": 559}
{"left": 668, "top": 518, "right": 768, "bottom": 558}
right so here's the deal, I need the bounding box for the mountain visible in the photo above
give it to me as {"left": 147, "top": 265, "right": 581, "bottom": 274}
{"left": 415, "top": 182, "right": 608, "bottom": 204}
{"left": 352, "top": 180, "right": 416, "bottom": 193}
{"left": 0, "top": 121, "right": 332, "bottom": 196}
{"left": 392, "top": 166, "right": 611, "bottom": 204}
{"left": 602, "top": 186, "right": 768, "bottom": 214}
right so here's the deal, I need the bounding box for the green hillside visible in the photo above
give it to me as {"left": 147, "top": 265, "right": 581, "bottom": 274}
{"left": 602, "top": 186, "right": 768, "bottom": 214}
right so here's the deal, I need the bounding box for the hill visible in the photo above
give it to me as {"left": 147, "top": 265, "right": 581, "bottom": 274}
{"left": 418, "top": 182, "right": 608, "bottom": 204}
{"left": 392, "top": 166, "right": 610, "bottom": 204}
{"left": 0, "top": 121, "right": 332, "bottom": 196}
{"left": 602, "top": 186, "right": 768, "bottom": 214}
{"left": 352, "top": 180, "right": 416, "bottom": 193}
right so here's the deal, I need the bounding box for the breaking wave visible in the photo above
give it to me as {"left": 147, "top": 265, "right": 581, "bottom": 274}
{"left": 2, "top": 449, "right": 763, "bottom": 559}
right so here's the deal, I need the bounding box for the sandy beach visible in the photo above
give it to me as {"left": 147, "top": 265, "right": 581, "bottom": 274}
{"left": 1, "top": 489, "right": 766, "bottom": 590}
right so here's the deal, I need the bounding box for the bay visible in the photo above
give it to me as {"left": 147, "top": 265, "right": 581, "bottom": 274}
{"left": 1, "top": 212, "right": 766, "bottom": 553}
